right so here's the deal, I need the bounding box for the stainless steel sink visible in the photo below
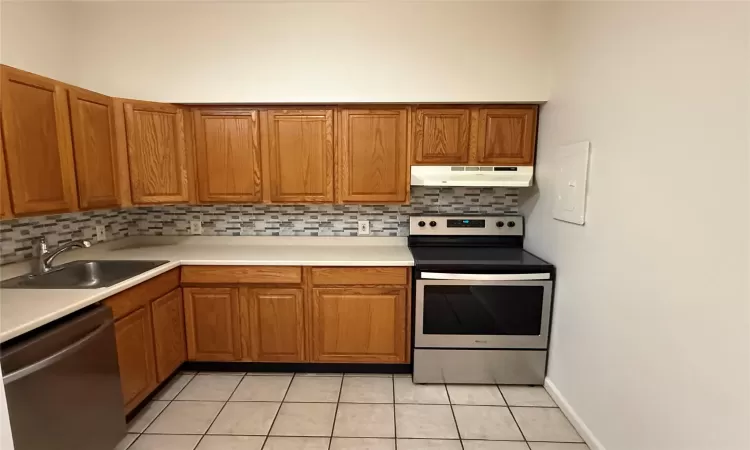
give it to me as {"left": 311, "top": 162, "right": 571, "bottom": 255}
{"left": 1, "top": 260, "right": 169, "bottom": 289}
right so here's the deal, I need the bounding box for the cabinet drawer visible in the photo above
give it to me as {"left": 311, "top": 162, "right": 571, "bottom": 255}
{"left": 311, "top": 267, "right": 408, "bottom": 286}
{"left": 105, "top": 269, "right": 180, "bottom": 320}
{"left": 181, "top": 266, "right": 302, "bottom": 284}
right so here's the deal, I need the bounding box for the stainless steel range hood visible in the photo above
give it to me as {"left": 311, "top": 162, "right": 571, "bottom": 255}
{"left": 411, "top": 166, "right": 533, "bottom": 187}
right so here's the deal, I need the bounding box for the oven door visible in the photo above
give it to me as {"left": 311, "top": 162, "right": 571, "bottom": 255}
{"left": 415, "top": 272, "right": 553, "bottom": 349}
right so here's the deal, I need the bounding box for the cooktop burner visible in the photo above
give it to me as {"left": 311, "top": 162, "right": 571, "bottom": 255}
{"left": 408, "top": 215, "right": 553, "bottom": 272}
{"left": 409, "top": 246, "right": 552, "bottom": 271}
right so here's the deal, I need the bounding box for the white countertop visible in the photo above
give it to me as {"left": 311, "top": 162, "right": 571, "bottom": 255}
{"left": 0, "top": 236, "right": 414, "bottom": 343}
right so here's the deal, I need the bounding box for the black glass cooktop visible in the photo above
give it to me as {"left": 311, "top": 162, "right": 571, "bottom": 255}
{"left": 409, "top": 246, "right": 553, "bottom": 272}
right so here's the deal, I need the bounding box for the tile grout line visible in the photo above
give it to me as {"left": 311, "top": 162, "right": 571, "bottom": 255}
{"left": 327, "top": 373, "right": 346, "bottom": 450}
{"left": 192, "top": 372, "right": 246, "bottom": 449}
{"left": 498, "top": 385, "right": 531, "bottom": 446}
{"left": 127, "top": 371, "right": 196, "bottom": 448}
{"left": 177, "top": 373, "right": 200, "bottom": 450}
{"left": 134, "top": 374, "right": 192, "bottom": 437}
{"left": 392, "top": 374, "right": 397, "bottom": 450}
{"left": 445, "top": 383, "right": 465, "bottom": 450}
{"left": 128, "top": 374, "right": 580, "bottom": 449}
{"left": 261, "top": 372, "right": 296, "bottom": 448}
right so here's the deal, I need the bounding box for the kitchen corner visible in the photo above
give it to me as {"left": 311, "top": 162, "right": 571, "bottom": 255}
{"left": 0, "top": 236, "right": 414, "bottom": 344}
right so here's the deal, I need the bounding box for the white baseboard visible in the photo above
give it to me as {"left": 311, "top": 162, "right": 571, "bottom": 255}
{"left": 544, "top": 377, "right": 606, "bottom": 450}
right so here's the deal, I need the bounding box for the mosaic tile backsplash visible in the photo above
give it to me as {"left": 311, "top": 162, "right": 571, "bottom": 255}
{"left": 0, "top": 187, "right": 518, "bottom": 264}
{"left": 0, "top": 209, "right": 130, "bottom": 264}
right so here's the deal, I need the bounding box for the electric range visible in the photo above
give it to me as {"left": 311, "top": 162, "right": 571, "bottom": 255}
{"left": 408, "top": 215, "right": 555, "bottom": 385}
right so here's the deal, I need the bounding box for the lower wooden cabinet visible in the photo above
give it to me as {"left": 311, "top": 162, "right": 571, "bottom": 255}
{"left": 310, "top": 287, "right": 407, "bottom": 363}
{"left": 179, "top": 267, "right": 411, "bottom": 364}
{"left": 106, "top": 269, "right": 182, "bottom": 414}
{"left": 113, "top": 306, "right": 157, "bottom": 412}
{"left": 240, "top": 288, "right": 305, "bottom": 362}
{"left": 183, "top": 287, "right": 242, "bottom": 361}
{"left": 151, "top": 289, "right": 187, "bottom": 382}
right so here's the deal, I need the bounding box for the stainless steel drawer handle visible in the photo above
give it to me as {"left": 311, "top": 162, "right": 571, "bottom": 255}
{"left": 420, "top": 272, "right": 551, "bottom": 281}
{"left": 3, "top": 322, "right": 111, "bottom": 384}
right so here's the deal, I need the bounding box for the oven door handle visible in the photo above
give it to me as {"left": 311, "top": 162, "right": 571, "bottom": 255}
{"left": 420, "top": 272, "right": 551, "bottom": 281}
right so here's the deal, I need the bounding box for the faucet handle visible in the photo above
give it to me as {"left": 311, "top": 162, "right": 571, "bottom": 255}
{"left": 36, "top": 236, "right": 48, "bottom": 253}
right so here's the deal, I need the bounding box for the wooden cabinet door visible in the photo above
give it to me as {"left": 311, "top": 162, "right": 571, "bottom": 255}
{"left": 338, "top": 108, "right": 408, "bottom": 203}
{"left": 113, "top": 306, "right": 157, "bottom": 413}
{"left": 68, "top": 88, "right": 120, "bottom": 209}
{"left": 476, "top": 106, "right": 538, "bottom": 165}
{"left": 311, "top": 287, "right": 407, "bottom": 363}
{"left": 194, "top": 108, "right": 262, "bottom": 203}
{"left": 183, "top": 287, "right": 241, "bottom": 361}
{"left": 151, "top": 288, "right": 186, "bottom": 382}
{"left": 262, "top": 109, "right": 334, "bottom": 203}
{"left": 413, "top": 108, "right": 470, "bottom": 164}
{"left": 0, "top": 66, "right": 78, "bottom": 214}
{"left": 124, "top": 101, "right": 189, "bottom": 204}
{"left": 239, "top": 288, "right": 305, "bottom": 362}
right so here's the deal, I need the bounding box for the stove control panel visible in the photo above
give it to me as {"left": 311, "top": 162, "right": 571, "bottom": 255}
{"left": 446, "top": 219, "right": 485, "bottom": 228}
{"left": 410, "top": 215, "right": 524, "bottom": 236}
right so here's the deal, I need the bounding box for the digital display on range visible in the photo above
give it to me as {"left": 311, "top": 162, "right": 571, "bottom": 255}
{"left": 447, "top": 219, "right": 485, "bottom": 228}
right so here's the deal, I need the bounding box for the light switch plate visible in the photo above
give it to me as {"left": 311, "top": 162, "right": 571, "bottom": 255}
{"left": 190, "top": 220, "right": 202, "bottom": 235}
{"left": 357, "top": 220, "right": 370, "bottom": 235}
{"left": 553, "top": 141, "right": 591, "bottom": 225}
{"left": 95, "top": 225, "right": 106, "bottom": 242}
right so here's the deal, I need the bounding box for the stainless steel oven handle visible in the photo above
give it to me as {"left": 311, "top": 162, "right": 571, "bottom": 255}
{"left": 420, "top": 272, "right": 551, "bottom": 281}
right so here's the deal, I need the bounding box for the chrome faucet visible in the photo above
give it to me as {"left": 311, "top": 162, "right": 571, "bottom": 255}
{"left": 33, "top": 237, "right": 92, "bottom": 275}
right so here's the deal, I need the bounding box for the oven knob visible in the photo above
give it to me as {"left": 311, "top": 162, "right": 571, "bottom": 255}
{"left": 496, "top": 221, "right": 505, "bottom": 227}
{"left": 418, "top": 221, "right": 426, "bottom": 227}
{"left": 508, "top": 221, "right": 516, "bottom": 227}
{"left": 429, "top": 221, "right": 437, "bottom": 227}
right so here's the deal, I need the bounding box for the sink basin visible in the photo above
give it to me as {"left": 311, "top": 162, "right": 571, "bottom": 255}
{"left": 1, "top": 260, "right": 170, "bottom": 289}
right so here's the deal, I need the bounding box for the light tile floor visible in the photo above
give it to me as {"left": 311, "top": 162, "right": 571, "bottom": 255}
{"left": 117, "top": 372, "right": 589, "bottom": 450}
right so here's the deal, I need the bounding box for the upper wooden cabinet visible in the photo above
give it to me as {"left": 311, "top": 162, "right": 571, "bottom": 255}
{"left": 183, "top": 287, "right": 242, "bottom": 361}
{"left": 411, "top": 105, "right": 538, "bottom": 166}
{"left": 124, "top": 100, "right": 190, "bottom": 204}
{"left": 0, "top": 66, "right": 78, "bottom": 215}
{"left": 476, "top": 106, "right": 538, "bottom": 166}
{"left": 413, "top": 108, "right": 470, "bottom": 164}
{"left": 0, "top": 130, "right": 13, "bottom": 219}
{"left": 194, "top": 108, "right": 262, "bottom": 203}
{"left": 338, "top": 108, "right": 409, "bottom": 203}
{"left": 0, "top": 63, "right": 542, "bottom": 211}
{"left": 240, "top": 288, "right": 305, "bottom": 362}
{"left": 261, "top": 109, "right": 334, "bottom": 203}
{"left": 68, "top": 88, "right": 120, "bottom": 209}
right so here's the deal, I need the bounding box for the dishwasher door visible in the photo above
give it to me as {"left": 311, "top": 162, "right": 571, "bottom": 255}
{"left": 1, "top": 305, "right": 125, "bottom": 450}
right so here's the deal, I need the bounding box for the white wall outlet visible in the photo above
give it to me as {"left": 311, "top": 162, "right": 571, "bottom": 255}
{"left": 190, "top": 220, "right": 202, "bottom": 235}
{"left": 357, "top": 220, "right": 370, "bottom": 236}
{"left": 95, "top": 225, "right": 106, "bottom": 242}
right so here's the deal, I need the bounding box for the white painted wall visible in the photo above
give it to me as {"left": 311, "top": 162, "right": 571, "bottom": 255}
{"left": 2, "top": 1, "right": 553, "bottom": 102}
{"left": 0, "top": 1, "right": 76, "bottom": 86}
{"left": 524, "top": 2, "right": 750, "bottom": 450}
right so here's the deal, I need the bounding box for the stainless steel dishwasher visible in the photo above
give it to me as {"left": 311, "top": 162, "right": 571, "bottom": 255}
{"left": 1, "top": 305, "right": 125, "bottom": 450}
